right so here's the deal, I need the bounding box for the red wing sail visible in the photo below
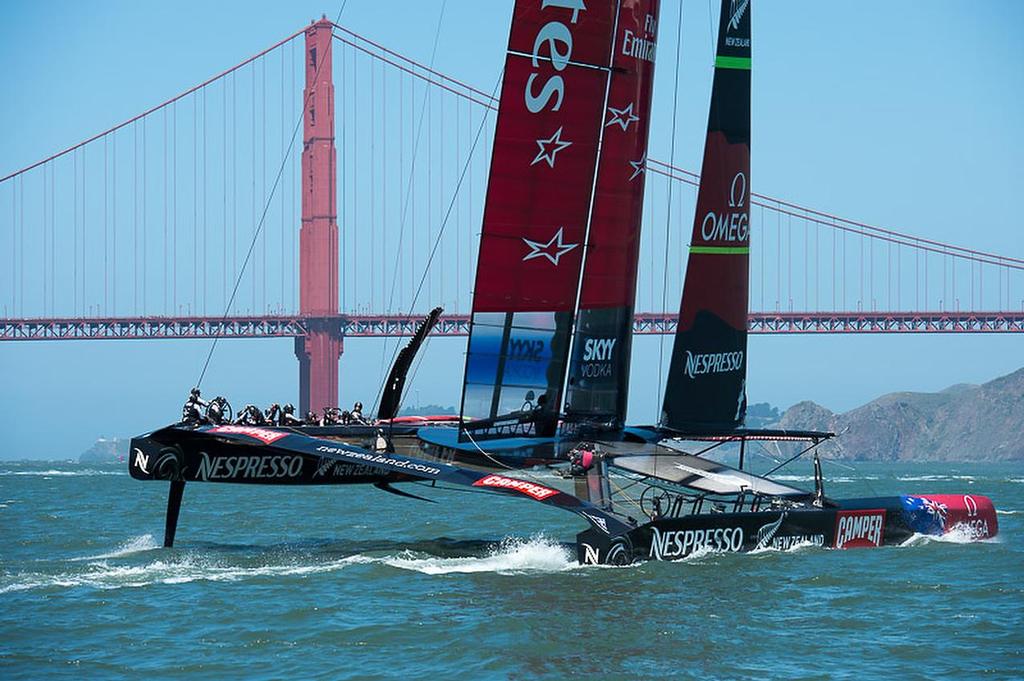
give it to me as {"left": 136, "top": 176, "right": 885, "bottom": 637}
{"left": 661, "top": 0, "right": 751, "bottom": 430}
{"left": 461, "top": 0, "right": 617, "bottom": 438}
{"left": 564, "top": 0, "right": 660, "bottom": 429}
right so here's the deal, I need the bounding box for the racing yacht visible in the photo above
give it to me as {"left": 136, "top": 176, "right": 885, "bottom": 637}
{"left": 130, "top": 0, "right": 998, "bottom": 561}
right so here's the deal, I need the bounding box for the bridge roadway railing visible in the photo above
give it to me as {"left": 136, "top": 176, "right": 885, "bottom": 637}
{"left": 1, "top": 311, "right": 1022, "bottom": 341}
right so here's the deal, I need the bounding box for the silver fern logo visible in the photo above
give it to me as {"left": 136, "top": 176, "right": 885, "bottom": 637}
{"left": 728, "top": 0, "right": 749, "bottom": 32}
{"left": 755, "top": 512, "right": 786, "bottom": 550}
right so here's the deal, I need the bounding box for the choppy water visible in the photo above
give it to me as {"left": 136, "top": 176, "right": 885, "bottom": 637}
{"left": 1, "top": 460, "right": 1021, "bottom": 679}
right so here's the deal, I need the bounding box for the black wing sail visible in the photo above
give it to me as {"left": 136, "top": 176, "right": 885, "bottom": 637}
{"left": 661, "top": 0, "right": 751, "bottom": 431}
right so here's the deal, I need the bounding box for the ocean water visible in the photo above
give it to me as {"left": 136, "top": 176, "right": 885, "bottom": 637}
{"left": 1, "top": 460, "right": 1021, "bottom": 679}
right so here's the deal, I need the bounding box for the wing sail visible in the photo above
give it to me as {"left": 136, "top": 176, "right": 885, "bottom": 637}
{"left": 661, "top": 0, "right": 752, "bottom": 431}
{"left": 460, "top": 0, "right": 618, "bottom": 438}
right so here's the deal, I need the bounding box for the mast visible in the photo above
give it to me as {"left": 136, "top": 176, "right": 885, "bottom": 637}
{"left": 458, "top": 0, "right": 618, "bottom": 439}
{"left": 564, "top": 0, "right": 660, "bottom": 430}
{"left": 661, "top": 0, "right": 752, "bottom": 431}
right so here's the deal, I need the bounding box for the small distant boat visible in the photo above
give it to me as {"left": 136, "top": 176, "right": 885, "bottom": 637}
{"left": 130, "top": 0, "right": 998, "bottom": 562}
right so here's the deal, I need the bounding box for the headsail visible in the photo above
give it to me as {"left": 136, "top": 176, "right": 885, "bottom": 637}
{"left": 661, "top": 0, "right": 752, "bottom": 431}
{"left": 460, "top": 0, "right": 618, "bottom": 438}
{"left": 564, "top": 0, "right": 660, "bottom": 430}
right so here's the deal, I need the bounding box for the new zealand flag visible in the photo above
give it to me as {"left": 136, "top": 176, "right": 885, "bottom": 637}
{"left": 900, "top": 495, "right": 948, "bottom": 535}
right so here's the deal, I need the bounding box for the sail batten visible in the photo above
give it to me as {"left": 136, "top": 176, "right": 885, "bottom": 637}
{"left": 661, "top": 0, "right": 752, "bottom": 431}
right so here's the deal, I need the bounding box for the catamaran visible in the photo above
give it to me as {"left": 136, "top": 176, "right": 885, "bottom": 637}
{"left": 130, "top": 0, "right": 998, "bottom": 563}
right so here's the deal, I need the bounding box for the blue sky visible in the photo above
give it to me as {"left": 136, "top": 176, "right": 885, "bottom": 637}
{"left": 1, "top": 1, "right": 1022, "bottom": 458}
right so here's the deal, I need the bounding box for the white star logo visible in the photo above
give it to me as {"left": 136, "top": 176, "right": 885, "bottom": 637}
{"left": 522, "top": 227, "right": 579, "bottom": 266}
{"left": 605, "top": 102, "right": 639, "bottom": 131}
{"left": 628, "top": 156, "right": 646, "bottom": 181}
{"left": 531, "top": 126, "right": 573, "bottom": 168}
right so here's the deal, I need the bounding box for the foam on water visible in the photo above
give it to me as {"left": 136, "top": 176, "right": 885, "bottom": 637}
{"left": 72, "top": 534, "right": 161, "bottom": 562}
{"left": 748, "top": 539, "right": 825, "bottom": 556}
{"left": 1, "top": 553, "right": 363, "bottom": 594}
{"left": 902, "top": 525, "right": 1001, "bottom": 547}
{"left": 1, "top": 536, "right": 585, "bottom": 592}
{"left": 380, "top": 535, "right": 577, "bottom": 575}
{"left": 0, "top": 469, "right": 124, "bottom": 477}
{"left": 772, "top": 474, "right": 862, "bottom": 483}
{"left": 896, "top": 474, "right": 976, "bottom": 482}
{"left": 995, "top": 509, "right": 1018, "bottom": 515}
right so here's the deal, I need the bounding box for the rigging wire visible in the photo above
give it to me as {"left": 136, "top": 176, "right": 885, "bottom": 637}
{"left": 656, "top": 0, "right": 686, "bottom": 409}
{"left": 195, "top": 1, "right": 350, "bottom": 389}
{"left": 374, "top": 0, "right": 449, "bottom": 381}
{"left": 368, "top": 70, "right": 504, "bottom": 417}
{"left": 461, "top": 428, "right": 575, "bottom": 492}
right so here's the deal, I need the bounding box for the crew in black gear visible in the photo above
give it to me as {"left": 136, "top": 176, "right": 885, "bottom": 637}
{"left": 236, "top": 404, "right": 266, "bottom": 426}
{"left": 281, "top": 403, "right": 303, "bottom": 426}
{"left": 350, "top": 401, "right": 366, "bottom": 424}
{"left": 182, "top": 388, "right": 209, "bottom": 424}
{"left": 206, "top": 396, "right": 229, "bottom": 425}
{"left": 265, "top": 403, "right": 281, "bottom": 426}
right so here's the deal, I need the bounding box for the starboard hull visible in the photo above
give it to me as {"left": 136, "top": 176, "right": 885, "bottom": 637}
{"left": 576, "top": 494, "right": 999, "bottom": 565}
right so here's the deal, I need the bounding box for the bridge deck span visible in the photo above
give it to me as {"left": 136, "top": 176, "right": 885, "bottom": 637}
{"left": 2, "top": 312, "right": 1021, "bottom": 341}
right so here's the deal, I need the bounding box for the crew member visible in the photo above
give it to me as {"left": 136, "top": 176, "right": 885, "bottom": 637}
{"left": 235, "top": 404, "right": 265, "bottom": 425}
{"left": 265, "top": 403, "right": 281, "bottom": 426}
{"left": 182, "top": 388, "right": 209, "bottom": 424}
{"left": 569, "top": 444, "right": 596, "bottom": 477}
{"left": 206, "top": 397, "right": 228, "bottom": 425}
{"left": 350, "top": 401, "right": 366, "bottom": 424}
{"left": 281, "top": 404, "right": 303, "bottom": 426}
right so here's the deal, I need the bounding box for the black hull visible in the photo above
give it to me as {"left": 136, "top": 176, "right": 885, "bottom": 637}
{"left": 129, "top": 425, "right": 999, "bottom": 559}
{"left": 576, "top": 494, "right": 998, "bottom": 565}
{"left": 130, "top": 425, "right": 415, "bottom": 486}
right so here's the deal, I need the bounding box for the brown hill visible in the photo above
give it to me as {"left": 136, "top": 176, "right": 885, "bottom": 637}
{"left": 774, "top": 367, "right": 1024, "bottom": 461}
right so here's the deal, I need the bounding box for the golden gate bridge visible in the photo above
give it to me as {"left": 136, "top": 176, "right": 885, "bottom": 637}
{"left": 2, "top": 19, "right": 1022, "bottom": 413}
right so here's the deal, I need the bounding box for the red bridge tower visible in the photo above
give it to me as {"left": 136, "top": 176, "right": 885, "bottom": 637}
{"left": 295, "top": 18, "right": 342, "bottom": 416}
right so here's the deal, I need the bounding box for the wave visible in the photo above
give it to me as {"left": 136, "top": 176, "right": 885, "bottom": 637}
{"left": 995, "top": 509, "right": 1019, "bottom": 515}
{"left": 772, "top": 475, "right": 860, "bottom": 483}
{"left": 1, "top": 553, "right": 363, "bottom": 594}
{"left": 71, "top": 534, "right": 161, "bottom": 562}
{"left": 0, "top": 469, "right": 124, "bottom": 477}
{"left": 379, "top": 535, "right": 577, "bottom": 575}
{"left": 895, "top": 474, "right": 976, "bottom": 482}
{"left": 902, "top": 526, "right": 1001, "bottom": 547}
{"left": 748, "top": 539, "right": 824, "bottom": 556}
{"left": 1, "top": 535, "right": 581, "bottom": 593}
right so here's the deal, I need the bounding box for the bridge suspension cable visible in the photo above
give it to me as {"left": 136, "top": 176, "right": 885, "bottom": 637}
{"left": 1, "top": 22, "right": 1021, "bottom": 332}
